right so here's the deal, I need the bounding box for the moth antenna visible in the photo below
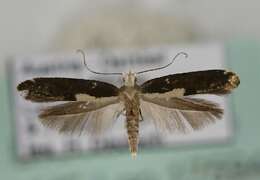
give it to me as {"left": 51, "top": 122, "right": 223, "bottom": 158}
{"left": 136, "top": 52, "right": 188, "bottom": 75}
{"left": 76, "top": 49, "right": 122, "bottom": 75}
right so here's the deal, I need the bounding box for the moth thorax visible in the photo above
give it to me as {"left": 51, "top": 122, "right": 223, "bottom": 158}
{"left": 123, "top": 71, "right": 136, "bottom": 87}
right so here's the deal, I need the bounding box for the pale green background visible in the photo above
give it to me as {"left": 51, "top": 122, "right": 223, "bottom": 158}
{"left": 0, "top": 41, "right": 259, "bottom": 180}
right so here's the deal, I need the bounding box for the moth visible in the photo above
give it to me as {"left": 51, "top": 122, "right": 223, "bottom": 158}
{"left": 17, "top": 50, "right": 240, "bottom": 158}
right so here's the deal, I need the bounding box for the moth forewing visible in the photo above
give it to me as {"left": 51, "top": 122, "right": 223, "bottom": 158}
{"left": 17, "top": 78, "right": 120, "bottom": 102}
{"left": 140, "top": 70, "right": 240, "bottom": 96}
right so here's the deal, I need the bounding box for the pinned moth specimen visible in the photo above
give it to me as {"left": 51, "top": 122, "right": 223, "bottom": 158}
{"left": 17, "top": 50, "right": 240, "bottom": 158}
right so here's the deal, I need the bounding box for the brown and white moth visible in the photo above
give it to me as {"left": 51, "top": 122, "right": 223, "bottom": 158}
{"left": 17, "top": 51, "right": 240, "bottom": 158}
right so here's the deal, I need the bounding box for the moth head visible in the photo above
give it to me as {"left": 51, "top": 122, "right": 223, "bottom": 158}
{"left": 122, "top": 71, "right": 137, "bottom": 87}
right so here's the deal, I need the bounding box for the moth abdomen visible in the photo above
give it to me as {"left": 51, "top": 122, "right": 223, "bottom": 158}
{"left": 120, "top": 86, "right": 140, "bottom": 158}
{"left": 126, "top": 111, "right": 139, "bottom": 158}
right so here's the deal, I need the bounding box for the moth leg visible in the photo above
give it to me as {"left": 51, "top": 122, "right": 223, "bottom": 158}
{"left": 139, "top": 110, "right": 144, "bottom": 122}
{"left": 117, "top": 108, "right": 126, "bottom": 117}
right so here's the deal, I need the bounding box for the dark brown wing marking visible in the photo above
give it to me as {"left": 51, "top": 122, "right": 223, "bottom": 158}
{"left": 17, "top": 78, "right": 119, "bottom": 102}
{"left": 141, "top": 70, "right": 240, "bottom": 96}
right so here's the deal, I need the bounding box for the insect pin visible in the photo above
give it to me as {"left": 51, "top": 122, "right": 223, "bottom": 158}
{"left": 17, "top": 50, "right": 240, "bottom": 158}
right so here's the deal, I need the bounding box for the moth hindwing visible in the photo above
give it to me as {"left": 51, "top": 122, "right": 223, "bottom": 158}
{"left": 17, "top": 69, "right": 240, "bottom": 158}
